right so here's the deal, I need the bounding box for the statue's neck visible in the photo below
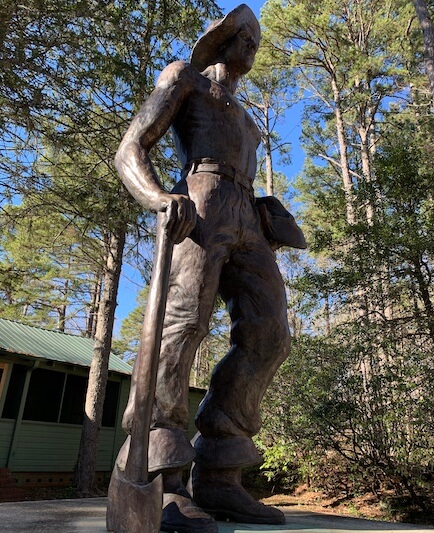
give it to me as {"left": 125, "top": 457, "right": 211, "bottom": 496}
{"left": 202, "top": 63, "right": 239, "bottom": 94}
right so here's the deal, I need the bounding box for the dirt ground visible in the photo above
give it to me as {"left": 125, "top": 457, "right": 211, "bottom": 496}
{"left": 257, "top": 485, "right": 434, "bottom": 527}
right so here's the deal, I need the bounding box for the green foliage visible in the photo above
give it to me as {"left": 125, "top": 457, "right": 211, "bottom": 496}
{"left": 190, "top": 299, "right": 230, "bottom": 388}
{"left": 112, "top": 286, "right": 148, "bottom": 360}
{"left": 0, "top": 202, "right": 101, "bottom": 331}
{"left": 259, "top": 119, "right": 434, "bottom": 508}
{"left": 255, "top": 3, "right": 434, "bottom": 509}
{"left": 0, "top": 0, "right": 221, "bottom": 333}
{"left": 260, "top": 332, "right": 434, "bottom": 502}
{"left": 0, "top": 0, "right": 221, "bottom": 497}
{"left": 113, "top": 286, "right": 229, "bottom": 384}
{"left": 253, "top": 437, "right": 300, "bottom": 490}
{"left": 1, "top": 0, "right": 221, "bottom": 212}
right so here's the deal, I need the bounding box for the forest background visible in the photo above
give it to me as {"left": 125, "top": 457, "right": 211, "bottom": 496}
{"left": 0, "top": 0, "right": 433, "bottom": 523}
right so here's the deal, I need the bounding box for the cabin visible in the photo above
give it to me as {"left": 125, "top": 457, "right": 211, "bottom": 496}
{"left": 0, "top": 319, "right": 205, "bottom": 495}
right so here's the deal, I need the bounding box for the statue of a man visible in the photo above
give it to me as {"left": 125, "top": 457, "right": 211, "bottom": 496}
{"left": 115, "top": 4, "right": 305, "bottom": 532}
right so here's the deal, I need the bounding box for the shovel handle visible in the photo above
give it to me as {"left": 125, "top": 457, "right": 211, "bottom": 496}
{"left": 125, "top": 206, "right": 175, "bottom": 482}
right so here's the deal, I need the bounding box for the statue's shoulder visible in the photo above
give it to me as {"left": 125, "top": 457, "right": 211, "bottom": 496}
{"left": 156, "top": 61, "right": 199, "bottom": 90}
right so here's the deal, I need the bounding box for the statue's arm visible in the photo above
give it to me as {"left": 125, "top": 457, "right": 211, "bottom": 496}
{"left": 115, "top": 61, "right": 196, "bottom": 243}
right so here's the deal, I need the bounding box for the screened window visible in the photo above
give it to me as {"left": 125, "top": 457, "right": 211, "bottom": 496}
{"left": 2, "top": 363, "right": 27, "bottom": 419}
{"left": 1, "top": 364, "right": 121, "bottom": 427}
{"left": 102, "top": 380, "right": 120, "bottom": 427}
{"left": 23, "top": 368, "right": 65, "bottom": 422}
{"left": 0, "top": 362, "right": 9, "bottom": 400}
{"left": 59, "top": 374, "right": 87, "bottom": 425}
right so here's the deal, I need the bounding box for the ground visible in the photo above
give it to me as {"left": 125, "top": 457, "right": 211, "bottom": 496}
{"left": 2, "top": 483, "right": 433, "bottom": 526}
{"left": 257, "top": 485, "right": 434, "bottom": 526}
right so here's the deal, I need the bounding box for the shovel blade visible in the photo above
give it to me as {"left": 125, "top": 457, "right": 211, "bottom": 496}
{"left": 106, "top": 464, "right": 163, "bottom": 533}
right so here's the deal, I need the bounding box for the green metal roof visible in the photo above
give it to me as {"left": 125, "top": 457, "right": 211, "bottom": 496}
{"left": 0, "top": 319, "right": 132, "bottom": 375}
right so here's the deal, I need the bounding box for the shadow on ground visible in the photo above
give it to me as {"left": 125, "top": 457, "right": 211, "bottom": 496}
{"left": 1, "top": 497, "right": 433, "bottom": 533}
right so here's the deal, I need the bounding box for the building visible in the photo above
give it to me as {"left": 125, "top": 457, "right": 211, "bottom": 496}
{"left": 0, "top": 319, "right": 205, "bottom": 496}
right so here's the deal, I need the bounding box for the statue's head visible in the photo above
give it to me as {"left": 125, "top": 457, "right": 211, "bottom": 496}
{"left": 191, "top": 4, "right": 260, "bottom": 74}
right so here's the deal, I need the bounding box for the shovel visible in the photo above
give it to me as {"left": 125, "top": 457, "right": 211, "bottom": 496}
{"left": 107, "top": 205, "right": 177, "bottom": 533}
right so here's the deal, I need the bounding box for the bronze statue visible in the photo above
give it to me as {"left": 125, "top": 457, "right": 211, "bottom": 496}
{"left": 111, "top": 4, "right": 306, "bottom": 532}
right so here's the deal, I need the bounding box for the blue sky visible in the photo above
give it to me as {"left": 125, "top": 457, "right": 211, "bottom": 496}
{"left": 218, "top": 0, "right": 263, "bottom": 18}
{"left": 114, "top": 0, "right": 305, "bottom": 334}
{"left": 209, "top": 0, "right": 305, "bottom": 177}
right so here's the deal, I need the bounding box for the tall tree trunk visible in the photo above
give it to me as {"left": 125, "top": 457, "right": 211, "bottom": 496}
{"left": 193, "top": 343, "right": 203, "bottom": 388}
{"left": 263, "top": 102, "right": 274, "bottom": 197}
{"left": 74, "top": 224, "right": 126, "bottom": 496}
{"left": 324, "top": 291, "right": 331, "bottom": 337}
{"left": 331, "top": 78, "right": 356, "bottom": 225}
{"left": 57, "top": 279, "right": 68, "bottom": 332}
{"left": 413, "top": 0, "right": 434, "bottom": 104}
{"left": 359, "top": 126, "right": 375, "bottom": 226}
{"left": 86, "top": 274, "right": 102, "bottom": 338}
{"left": 359, "top": 109, "right": 394, "bottom": 324}
{"left": 57, "top": 304, "right": 66, "bottom": 332}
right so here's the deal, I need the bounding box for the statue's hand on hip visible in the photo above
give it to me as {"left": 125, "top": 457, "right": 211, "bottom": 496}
{"left": 156, "top": 192, "right": 197, "bottom": 244}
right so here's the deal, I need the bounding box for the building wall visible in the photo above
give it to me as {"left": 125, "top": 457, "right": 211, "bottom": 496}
{"left": 0, "top": 419, "right": 13, "bottom": 467}
{"left": 187, "top": 388, "right": 206, "bottom": 440}
{"left": 0, "top": 355, "right": 131, "bottom": 473}
{"left": 6, "top": 422, "right": 116, "bottom": 472}
{"left": 0, "top": 355, "right": 207, "bottom": 475}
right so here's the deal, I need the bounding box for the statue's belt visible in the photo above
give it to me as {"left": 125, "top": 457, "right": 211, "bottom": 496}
{"left": 182, "top": 158, "right": 254, "bottom": 194}
{"left": 181, "top": 159, "right": 307, "bottom": 251}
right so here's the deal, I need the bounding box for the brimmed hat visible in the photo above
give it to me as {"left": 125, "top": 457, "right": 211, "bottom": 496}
{"left": 191, "top": 4, "right": 260, "bottom": 72}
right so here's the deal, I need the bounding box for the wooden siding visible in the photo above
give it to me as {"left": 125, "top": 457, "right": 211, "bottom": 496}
{"left": 2, "top": 376, "right": 131, "bottom": 473}
{"left": 110, "top": 384, "right": 206, "bottom": 445}
{"left": 97, "top": 427, "right": 116, "bottom": 471}
{"left": 8, "top": 421, "right": 119, "bottom": 472}
{"left": 0, "top": 362, "right": 206, "bottom": 474}
{"left": 0, "top": 419, "right": 14, "bottom": 467}
{"left": 112, "top": 379, "right": 130, "bottom": 459}
{"left": 11, "top": 422, "right": 81, "bottom": 471}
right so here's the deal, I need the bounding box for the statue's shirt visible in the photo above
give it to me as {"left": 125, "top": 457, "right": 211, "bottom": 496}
{"left": 171, "top": 68, "right": 261, "bottom": 180}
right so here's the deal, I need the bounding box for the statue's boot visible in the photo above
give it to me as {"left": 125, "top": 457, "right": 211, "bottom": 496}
{"left": 160, "top": 470, "right": 218, "bottom": 533}
{"left": 191, "top": 465, "right": 286, "bottom": 525}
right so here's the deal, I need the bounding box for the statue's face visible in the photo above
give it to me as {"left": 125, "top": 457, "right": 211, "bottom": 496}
{"left": 224, "top": 23, "right": 259, "bottom": 74}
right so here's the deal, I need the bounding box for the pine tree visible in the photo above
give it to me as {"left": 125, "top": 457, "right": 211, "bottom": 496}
{"left": 1, "top": 0, "right": 221, "bottom": 495}
{"left": 412, "top": 0, "right": 434, "bottom": 103}
{"left": 254, "top": 0, "right": 434, "bottom": 506}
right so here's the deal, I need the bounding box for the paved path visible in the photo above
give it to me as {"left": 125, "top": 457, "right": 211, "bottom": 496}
{"left": 0, "top": 498, "right": 432, "bottom": 532}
